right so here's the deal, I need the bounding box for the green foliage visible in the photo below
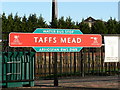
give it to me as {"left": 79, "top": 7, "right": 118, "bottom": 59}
{"left": 117, "top": 21, "right": 120, "bottom": 34}
{"left": 58, "top": 16, "right": 66, "bottom": 28}
{"left": 6, "top": 13, "right": 14, "bottom": 32}
{"left": 2, "top": 13, "right": 7, "bottom": 33}
{"left": 13, "top": 13, "right": 22, "bottom": 32}
{"left": 92, "top": 20, "right": 108, "bottom": 34}
{"left": 50, "top": 18, "right": 58, "bottom": 28}
{"left": 65, "top": 16, "right": 75, "bottom": 29}
{"left": 21, "top": 15, "right": 27, "bottom": 32}
{"left": 2, "top": 13, "right": 48, "bottom": 33}
{"left": 79, "top": 22, "right": 91, "bottom": 34}
{"left": 37, "top": 14, "right": 48, "bottom": 28}
{"left": 1, "top": 13, "right": 120, "bottom": 35}
{"left": 52, "top": 16, "right": 79, "bottom": 29}
{"left": 106, "top": 17, "right": 118, "bottom": 34}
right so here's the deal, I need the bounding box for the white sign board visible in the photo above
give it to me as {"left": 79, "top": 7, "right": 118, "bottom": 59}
{"left": 104, "top": 36, "right": 120, "bottom": 62}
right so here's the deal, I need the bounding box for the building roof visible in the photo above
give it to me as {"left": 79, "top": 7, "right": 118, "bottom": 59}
{"left": 84, "top": 17, "right": 96, "bottom": 22}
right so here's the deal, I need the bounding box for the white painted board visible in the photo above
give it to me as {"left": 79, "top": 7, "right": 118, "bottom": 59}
{"left": 104, "top": 36, "right": 120, "bottom": 62}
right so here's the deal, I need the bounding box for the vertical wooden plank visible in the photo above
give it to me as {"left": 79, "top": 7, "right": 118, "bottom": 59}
{"left": 108, "top": 62, "right": 111, "bottom": 75}
{"left": 40, "top": 53, "right": 43, "bottom": 77}
{"left": 81, "top": 49, "right": 84, "bottom": 77}
{"left": 88, "top": 48, "right": 90, "bottom": 75}
{"left": 92, "top": 48, "right": 94, "bottom": 75}
{"left": 98, "top": 48, "right": 101, "bottom": 75}
{"left": 78, "top": 51, "right": 81, "bottom": 76}
{"left": 105, "top": 62, "right": 108, "bottom": 75}
{"left": 83, "top": 48, "right": 87, "bottom": 76}
{"left": 62, "top": 52, "right": 64, "bottom": 76}
{"left": 37, "top": 53, "right": 40, "bottom": 79}
{"left": 74, "top": 52, "right": 76, "bottom": 74}
{"left": 44, "top": 53, "right": 47, "bottom": 79}
{"left": 54, "top": 52, "right": 58, "bottom": 86}
{"left": 70, "top": 52, "right": 72, "bottom": 76}
{"left": 52, "top": 53, "right": 54, "bottom": 75}
{"left": 60, "top": 52, "right": 62, "bottom": 77}
{"left": 101, "top": 46, "right": 104, "bottom": 74}
{"left": 77, "top": 52, "right": 80, "bottom": 75}
{"left": 49, "top": 52, "right": 51, "bottom": 78}
{"left": 113, "top": 62, "right": 116, "bottom": 74}
{"left": 65, "top": 53, "right": 67, "bottom": 77}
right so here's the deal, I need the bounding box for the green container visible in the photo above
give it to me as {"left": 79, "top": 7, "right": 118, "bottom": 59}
{"left": 2, "top": 51, "right": 35, "bottom": 88}
{"left": 0, "top": 52, "right": 2, "bottom": 88}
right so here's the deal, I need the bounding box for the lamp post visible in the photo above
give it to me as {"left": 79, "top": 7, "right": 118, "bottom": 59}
{"left": 52, "top": 0, "right": 58, "bottom": 22}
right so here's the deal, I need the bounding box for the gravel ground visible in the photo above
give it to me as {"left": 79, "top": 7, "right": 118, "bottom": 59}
{"left": 2, "top": 75, "right": 120, "bottom": 90}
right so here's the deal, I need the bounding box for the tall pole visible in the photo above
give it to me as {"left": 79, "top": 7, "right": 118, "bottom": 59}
{"left": 118, "top": 1, "right": 120, "bottom": 21}
{"left": 52, "top": 0, "right": 58, "bottom": 23}
{"left": 52, "top": 0, "right": 58, "bottom": 86}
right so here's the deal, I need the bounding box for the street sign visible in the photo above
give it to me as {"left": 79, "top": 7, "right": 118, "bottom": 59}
{"left": 33, "top": 28, "right": 83, "bottom": 34}
{"left": 33, "top": 28, "right": 83, "bottom": 52}
{"left": 9, "top": 33, "right": 102, "bottom": 48}
{"left": 33, "top": 47, "right": 83, "bottom": 52}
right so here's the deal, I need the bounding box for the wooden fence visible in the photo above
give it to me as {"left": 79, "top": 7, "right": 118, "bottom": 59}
{"left": 35, "top": 47, "right": 120, "bottom": 80}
